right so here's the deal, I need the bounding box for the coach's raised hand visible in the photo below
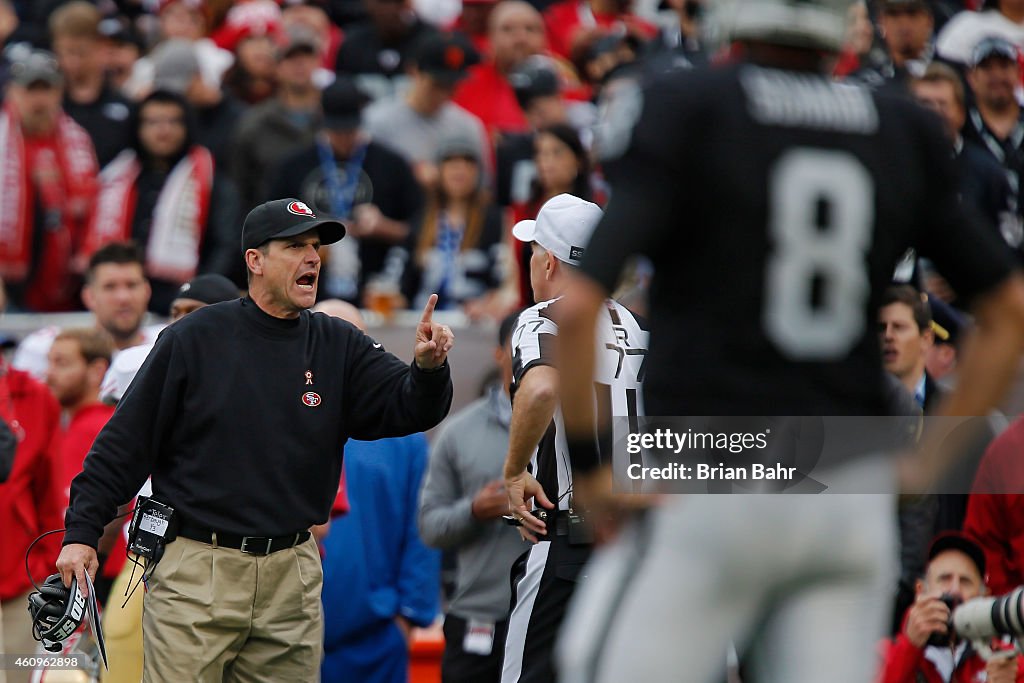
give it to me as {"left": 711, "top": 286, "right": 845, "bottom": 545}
{"left": 414, "top": 294, "right": 455, "bottom": 369}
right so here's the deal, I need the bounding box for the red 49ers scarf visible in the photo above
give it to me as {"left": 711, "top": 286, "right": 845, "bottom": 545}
{"left": 83, "top": 146, "right": 213, "bottom": 284}
{"left": 0, "top": 102, "right": 97, "bottom": 308}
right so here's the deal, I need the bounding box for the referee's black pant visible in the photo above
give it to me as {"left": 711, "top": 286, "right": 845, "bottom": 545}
{"left": 500, "top": 531, "right": 592, "bottom": 683}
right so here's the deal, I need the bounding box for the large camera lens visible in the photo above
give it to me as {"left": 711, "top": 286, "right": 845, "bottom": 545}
{"left": 954, "top": 587, "right": 1024, "bottom": 639}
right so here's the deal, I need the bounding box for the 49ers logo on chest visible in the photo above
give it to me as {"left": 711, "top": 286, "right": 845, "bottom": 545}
{"left": 302, "top": 392, "right": 321, "bottom": 407}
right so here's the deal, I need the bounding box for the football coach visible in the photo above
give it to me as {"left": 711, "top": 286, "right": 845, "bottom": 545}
{"left": 56, "top": 198, "right": 455, "bottom": 681}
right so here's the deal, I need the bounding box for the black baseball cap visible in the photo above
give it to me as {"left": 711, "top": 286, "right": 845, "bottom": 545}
{"left": 928, "top": 295, "right": 967, "bottom": 347}
{"left": 509, "top": 56, "right": 560, "bottom": 110}
{"left": 174, "top": 274, "right": 239, "bottom": 304}
{"left": 413, "top": 32, "right": 480, "bottom": 86}
{"left": 928, "top": 531, "right": 986, "bottom": 579}
{"left": 241, "top": 198, "right": 346, "bottom": 252}
{"left": 321, "top": 78, "right": 371, "bottom": 130}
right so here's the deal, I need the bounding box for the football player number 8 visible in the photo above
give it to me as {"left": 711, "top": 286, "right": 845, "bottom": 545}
{"left": 764, "top": 148, "right": 874, "bottom": 360}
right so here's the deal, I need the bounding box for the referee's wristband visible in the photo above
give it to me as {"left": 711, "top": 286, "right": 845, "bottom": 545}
{"left": 566, "top": 434, "right": 602, "bottom": 476}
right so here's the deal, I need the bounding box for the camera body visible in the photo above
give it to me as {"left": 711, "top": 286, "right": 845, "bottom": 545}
{"left": 926, "top": 593, "right": 963, "bottom": 647}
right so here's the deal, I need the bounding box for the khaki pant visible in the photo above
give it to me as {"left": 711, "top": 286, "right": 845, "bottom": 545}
{"left": 2, "top": 592, "right": 35, "bottom": 683}
{"left": 142, "top": 536, "right": 323, "bottom": 683}
{"left": 101, "top": 555, "right": 145, "bottom": 683}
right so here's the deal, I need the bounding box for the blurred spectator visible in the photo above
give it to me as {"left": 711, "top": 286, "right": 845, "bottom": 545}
{"left": 515, "top": 122, "right": 593, "bottom": 217}
{"left": 937, "top": 0, "right": 1024, "bottom": 65}
{"left": 44, "top": 328, "right": 113, "bottom": 506}
{"left": 282, "top": 0, "right": 345, "bottom": 74}
{"left": 835, "top": 0, "right": 878, "bottom": 78}
{"left": 231, "top": 29, "right": 324, "bottom": 211}
{"left": 43, "top": 327, "right": 122, "bottom": 607}
{"left": 453, "top": 1, "right": 546, "bottom": 138}
{"left": 124, "top": 0, "right": 235, "bottom": 99}
{"left": 924, "top": 295, "right": 968, "bottom": 384}
{"left": 450, "top": 0, "right": 499, "bottom": 55}
{"left": 496, "top": 56, "right": 569, "bottom": 208}
{"left": 542, "top": 0, "right": 657, "bottom": 61}
{"left": 315, "top": 302, "right": 440, "bottom": 683}
{"left": 210, "top": 0, "right": 283, "bottom": 53}
{"left": 268, "top": 77, "right": 423, "bottom": 303}
{"left": 399, "top": 134, "right": 506, "bottom": 316}
{"left": 98, "top": 16, "right": 145, "bottom": 95}
{"left": 333, "top": 0, "right": 439, "bottom": 99}
{"left": 509, "top": 123, "right": 594, "bottom": 305}
{"left": 570, "top": 27, "right": 645, "bottom": 93}
{"left": 13, "top": 243, "right": 164, "bottom": 381}
{"left": 81, "top": 90, "right": 241, "bottom": 312}
{"left": 2, "top": 0, "right": 64, "bottom": 47}
{"left": 911, "top": 63, "right": 1023, "bottom": 264}
{"left": 0, "top": 50, "right": 98, "bottom": 312}
{"left": 645, "top": 0, "right": 706, "bottom": 69}
{"left": 222, "top": 31, "right": 279, "bottom": 104}
{"left": 418, "top": 312, "right": 525, "bottom": 683}
{"left": 0, "top": 343, "right": 61, "bottom": 683}
{"left": 364, "top": 32, "right": 488, "bottom": 188}
{"left": 0, "top": 0, "right": 20, "bottom": 91}
{"left": 878, "top": 532, "right": 1024, "bottom": 683}
{"left": 965, "top": 415, "right": 1024, "bottom": 596}
{"left": 150, "top": 38, "right": 246, "bottom": 167}
{"left": 963, "top": 38, "right": 1024, "bottom": 228}
{"left": 879, "top": 286, "right": 939, "bottom": 411}
{"left": 49, "top": 2, "right": 134, "bottom": 168}
{"left": 850, "top": 0, "right": 934, "bottom": 90}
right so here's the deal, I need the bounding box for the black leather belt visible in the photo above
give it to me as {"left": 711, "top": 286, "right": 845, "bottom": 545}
{"left": 177, "top": 523, "right": 311, "bottom": 556}
{"left": 532, "top": 509, "right": 572, "bottom": 536}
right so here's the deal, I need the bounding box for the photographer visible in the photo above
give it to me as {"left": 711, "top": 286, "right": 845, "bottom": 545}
{"left": 879, "top": 532, "right": 1024, "bottom": 683}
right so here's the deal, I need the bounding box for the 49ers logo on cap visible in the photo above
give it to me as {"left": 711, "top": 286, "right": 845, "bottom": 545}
{"left": 302, "top": 392, "right": 321, "bottom": 407}
{"left": 287, "top": 201, "right": 315, "bottom": 218}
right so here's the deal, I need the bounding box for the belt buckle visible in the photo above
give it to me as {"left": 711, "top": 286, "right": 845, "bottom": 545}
{"left": 241, "top": 536, "right": 272, "bottom": 555}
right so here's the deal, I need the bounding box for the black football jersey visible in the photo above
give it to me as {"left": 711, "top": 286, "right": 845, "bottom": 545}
{"left": 583, "top": 64, "right": 1016, "bottom": 416}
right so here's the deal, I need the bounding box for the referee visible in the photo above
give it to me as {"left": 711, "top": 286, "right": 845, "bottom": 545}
{"left": 56, "top": 198, "right": 456, "bottom": 682}
{"left": 501, "top": 194, "right": 647, "bottom": 683}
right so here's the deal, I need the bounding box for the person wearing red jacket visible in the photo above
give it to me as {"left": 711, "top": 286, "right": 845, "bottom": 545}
{"left": 964, "top": 415, "right": 1024, "bottom": 597}
{"left": 0, "top": 355, "right": 62, "bottom": 683}
{"left": 44, "top": 327, "right": 117, "bottom": 598}
{"left": 879, "top": 532, "right": 1024, "bottom": 683}
{"left": 542, "top": 0, "right": 657, "bottom": 61}
{"left": 453, "top": 1, "right": 546, "bottom": 140}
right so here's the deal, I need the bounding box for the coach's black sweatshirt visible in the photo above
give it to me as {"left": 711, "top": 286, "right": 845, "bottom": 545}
{"left": 64, "top": 297, "right": 453, "bottom": 548}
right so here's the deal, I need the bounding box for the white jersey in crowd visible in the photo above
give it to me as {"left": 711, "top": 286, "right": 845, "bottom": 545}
{"left": 511, "top": 296, "right": 647, "bottom": 509}
{"left": 12, "top": 324, "right": 165, "bottom": 382}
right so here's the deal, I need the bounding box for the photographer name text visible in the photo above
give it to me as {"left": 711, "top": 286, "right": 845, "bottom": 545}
{"left": 626, "top": 463, "right": 797, "bottom": 481}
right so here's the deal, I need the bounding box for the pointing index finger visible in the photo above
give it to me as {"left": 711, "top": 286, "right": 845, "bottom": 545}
{"left": 420, "top": 294, "right": 438, "bottom": 325}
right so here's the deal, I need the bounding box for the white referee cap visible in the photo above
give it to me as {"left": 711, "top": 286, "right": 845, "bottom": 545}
{"left": 512, "top": 193, "right": 602, "bottom": 266}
